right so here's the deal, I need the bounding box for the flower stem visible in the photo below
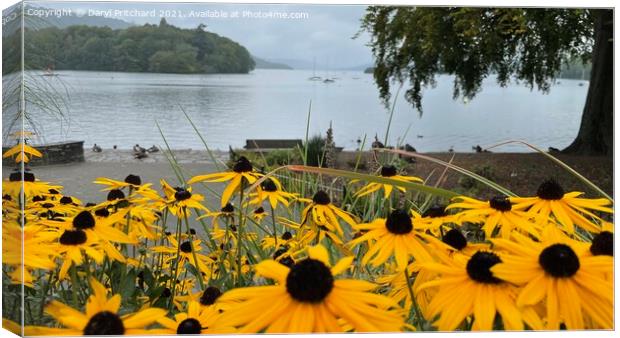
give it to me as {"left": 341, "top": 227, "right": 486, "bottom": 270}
{"left": 270, "top": 204, "right": 278, "bottom": 247}
{"left": 236, "top": 180, "right": 245, "bottom": 286}
{"left": 183, "top": 210, "right": 205, "bottom": 290}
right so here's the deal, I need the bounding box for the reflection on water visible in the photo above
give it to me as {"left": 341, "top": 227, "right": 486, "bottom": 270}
{"left": 11, "top": 69, "right": 588, "bottom": 152}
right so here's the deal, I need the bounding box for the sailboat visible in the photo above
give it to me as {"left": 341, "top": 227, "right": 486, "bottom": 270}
{"left": 308, "top": 57, "right": 322, "bottom": 81}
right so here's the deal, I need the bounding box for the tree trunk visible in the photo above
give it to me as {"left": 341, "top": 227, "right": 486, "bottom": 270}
{"left": 563, "top": 9, "right": 613, "bottom": 155}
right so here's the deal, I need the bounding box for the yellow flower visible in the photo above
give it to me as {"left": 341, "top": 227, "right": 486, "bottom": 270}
{"left": 248, "top": 177, "right": 298, "bottom": 209}
{"left": 2, "top": 142, "right": 42, "bottom": 163}
{"left": 215, "top": 245, "right": 406, "bottom": 332}
{"left": 300, "top": 190, "right": 357, "bottom": 239}
{"left": 510, "top": 179, "right": 612, "bottom": 234}
{"left": 349, "top": 209, "right": 432, "bottom": 269}
{"left": 188, "top": 156, "right": 262, "bottom": 208}
{"left": 448, "top": 196, "right": 541, "bottom": 239}
{"left": 151, "top": 236, "right": 214, "bottom": 277}
{"left": 25, "top": 278, "right": 166, "bottom": 335}
{"left": 491, "top": 225, "right": 613, "bottom": 329}
{"left": 154, "top": 301, "right": 234, "bottom": 334}
{"left": 353, "top": 165, "right": 423, "bottom": 198}
{"left": 417, "top": 250, "right": 543, "bottom": 331}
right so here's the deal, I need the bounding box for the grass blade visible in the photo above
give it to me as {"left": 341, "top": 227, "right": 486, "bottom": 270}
{"left": 485, "top": 140, "right": 612, "bottom": 201}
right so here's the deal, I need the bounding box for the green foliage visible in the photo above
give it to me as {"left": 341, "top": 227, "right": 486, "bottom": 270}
{"left": 304, "top": 135, "right": 327, "bottom": 167}
{"left": 457, "top": 164, "right": 496, "bottom": 194}
{"left": 12, "top": 22, "right": 255, "bottom": 75}
{"left": 360, "top": 7, "right": 595, "bottom": 112}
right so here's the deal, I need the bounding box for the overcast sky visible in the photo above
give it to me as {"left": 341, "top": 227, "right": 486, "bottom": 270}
{"left": 34, "top": 1, "right": 374, "bottom": 69}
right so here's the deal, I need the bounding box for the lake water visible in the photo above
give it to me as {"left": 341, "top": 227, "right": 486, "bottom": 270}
{"left": 8, "top": 69, "right": 588, "bottom": 152}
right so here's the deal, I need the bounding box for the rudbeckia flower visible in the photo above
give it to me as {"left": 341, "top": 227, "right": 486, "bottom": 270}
{"left": 175, "top": 286, "right": 236, "bottom": 312}
{"left": 349, "top": 209, "right": 432, "bottom": 269}
{"left": 197, "top": 202, "right": 236, "bottom": 226}
{"left": 448, "top": 196, "right": 541, "bottom": 239}
{"left": 417, "top": 250, "right": 543, "bottom": 331}
{"left": 248, "top": 177, "right": 298, "bottom": 209}
{"left": 24, "top": 278, "right": 166, "bottom": 335}
{"left": 300, "top": 190, "right": 357, "bottom": 238}
{"left": 2, "top": 141, "right": 42, "bottom": 163}
{"left": 188, "top": 156, "right": 263, "bottom": 208}
{"left": 54, "top": 227, "right": 106, "bottom": 279}
{"left": 93, "top": 174, "right": 145, "bottom": 191}
{"left": 491, "top": 225, "right": 613, "bottom": 329}
{"left": 2, "top": 170, "right": 62, "bottom": 199}
{"left": 165, "top": 185, "right": 209, "bottom": 218}
{"left": 252, "top": 206, "right": 268, "bottom": 222}
{"left": 413, "top": 204, "right": 462, "bottom": 234}
{"left": 154, "top": 301, "right": 234, "bottom": 334}
{"left": 353, "top": 165, "right": 423, "bottom": 198}
{"left": 214, "top": 245, "right": 406, "bottom": 332}
{"left": 510, "top": 179, "right": 613, "bottom": 234}
{"left": 151, "top": 236, "right": 214, "bottom": 277}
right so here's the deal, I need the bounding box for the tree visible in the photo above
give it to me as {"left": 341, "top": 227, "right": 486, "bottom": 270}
{"left": 360, "top": 7, "right": 612, "bottom": 155}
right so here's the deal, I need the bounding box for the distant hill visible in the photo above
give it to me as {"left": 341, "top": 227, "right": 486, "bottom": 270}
{"left": 269, "top": 58, "right": 315, "bottom": 70}
{"left": 252, "top": 56, "right": 293, "bottom": 70}
{"left": 3, "top": 19, "right": 255, "bottom": 75}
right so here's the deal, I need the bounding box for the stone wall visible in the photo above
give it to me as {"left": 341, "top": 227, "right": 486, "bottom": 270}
{"left": 2, "top": 141, "right": 84, "bottom": 167}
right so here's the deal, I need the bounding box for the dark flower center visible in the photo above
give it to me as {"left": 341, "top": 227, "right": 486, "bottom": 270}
{"left": 221, "top": 203, "right": 234, "bottom": 213}
{"left": 189, "top": 228, "right": 196, "bottom": 235}
{"left": 180, "top": 241, "right": 192, "bottom": 253}
{"left": 286, "top": 258, "right": 334, "bottom": 303}
{"left": 83, "top": 311, "right": 125, "bottom": 335}
{"left": 254, "top": 207, "right": 265, "bottom": 214}
{"left": 442, "top": 229, "right": 467, "bottom": 250}
{"left": 32, "top": 195, "right": 45, "bottom": 202}
{"left": 466, "top": 251, "right": 503, "bottom": 284}
{"left": 3, "top": 194, "right": 11, "bottom": 201}
{"left": 232, "top": 156, "right": 253, "bottom": 173}
{"left": 539, "top": 244, "right": 580, "bottom": 277}
{"left": 312, "top": 190, "right": 331, "bottom": 205}
{"left": 489, "top": 196, "right": 512, "bottom": 211}
{"left": 9, "top": 171, "right": 35, "bottom": 182}
{"left": 423, "top": 205, "right": 447, "bottom": 218}
{"left": 94, "top": 208, "right": 110, "bottom": 218}
{"left": 261, "top": 179, "right": 278, "bottom": 192}
{"left": 59, "top": 229, "right": 87, "bottom": 245}
{"left": 536, "top": 179, "right": 565, "bottom": 200}
{"left": 73, "top": 211, "right": 96, "bottom": 230}
{"left": 107, "top": 189, "right": 125, "bottom": 201}
{"left": 590, "top": 231, "right": 613, "bottom": 256}
{"left": 273, "top": 246, "right": 289, "bottom": 259}
{"left": 199, "top": 286, "right": 222, "bottom": 306}
{"left": 42, "top": 203, "right": 55, "bottom": 209}
{"left": 385, "top": 209, "right": 413, "bottom": 234}
{"left": 380, "top": 165, "right": 398, "bottom": 177}
{"left": 174, "top": 189, "right": 192, "bottom": 201}
{"left": 281, "top": 231, "right": 293, "bottom": 240}
{"left": 161, "top": 288, "right": 171, "bottom": 298}
{"left": 177, "top": 318, "right": 202, "bottom": 334}
{"left": 59, "top": 196, "right": 73, "bottom": 205}
{"left": 124, "top": 174, "right": 141, "bottom": 186}
{"left": 278, "top": 256, "right": 295, "bottom": 268}
{"left": 48, "top": 189, "right": 60, "bottom": 194}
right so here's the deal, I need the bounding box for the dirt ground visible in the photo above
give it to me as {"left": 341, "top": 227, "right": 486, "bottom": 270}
{"left": 336, "top": 151, "right": 613, "bottom": 199}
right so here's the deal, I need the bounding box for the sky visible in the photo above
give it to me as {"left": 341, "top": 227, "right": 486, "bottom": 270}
{"left": 29, "top": 1, "right": 374, "bottom": 69}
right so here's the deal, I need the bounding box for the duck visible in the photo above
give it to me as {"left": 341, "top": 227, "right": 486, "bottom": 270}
{"left": 133, "top": 144, "right": 147, "bottom": 153}
{"left": 147, "top": 145, "right": 159, "bottom": 153}
{"left": 92, "top": 143, "right": 102, "bottom": 153}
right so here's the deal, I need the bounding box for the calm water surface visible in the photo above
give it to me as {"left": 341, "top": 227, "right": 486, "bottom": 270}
{"left": 12, "top": 69, "right": 588, "bottom": 152}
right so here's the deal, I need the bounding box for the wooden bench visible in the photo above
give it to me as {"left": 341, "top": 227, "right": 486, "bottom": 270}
{"left": 244, "top": 139, "right": 303, "bottom": 150}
